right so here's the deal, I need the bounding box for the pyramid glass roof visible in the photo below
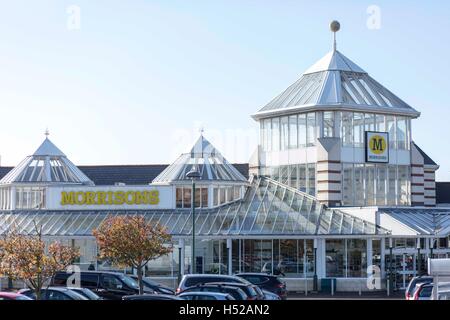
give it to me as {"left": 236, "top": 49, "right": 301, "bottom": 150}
{"left": 0, "top": 138, "right": 94, "bottom": 185}
{"left": 152, "top": 135, "right": 248, "bottom": 184}
{"left": 253, "top": 50, "right": 420, "bottom": 119}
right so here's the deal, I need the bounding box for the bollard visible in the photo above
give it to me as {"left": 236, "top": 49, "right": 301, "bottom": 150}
{"left": 359, "top": 282, "right": 362, "bottom": 296}
{"left": 387, "top": 279, "right": 390, "bottom": 297}
{"left": 305, "top": 278, "right": 308, "bottom": 296}
{"left": 331, "top": 279, "right": 334, "bottom": 296}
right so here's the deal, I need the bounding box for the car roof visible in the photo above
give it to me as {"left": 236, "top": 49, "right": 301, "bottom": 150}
{"left": 235, "top": 273, "right": 275, "bottom": 277}
{"left": 57, "top": 270, "right": 127, "bottom": 276}
{"left": 22, "top": 286, "right": 73, "bottom": 292}
{"left": 183, "top": 274, "right": 239, "bottom": 278}
{"left": 179, "top": 292, "right": 230, "bottom": 297}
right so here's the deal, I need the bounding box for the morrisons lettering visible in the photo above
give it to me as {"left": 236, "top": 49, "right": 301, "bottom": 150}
{"left": 61, "top": 190, "right": 159, "bottom": 206}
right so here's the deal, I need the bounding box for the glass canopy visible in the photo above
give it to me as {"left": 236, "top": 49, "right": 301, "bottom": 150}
{"left": 0, "top": 176, "right": 388, "bottom": 237}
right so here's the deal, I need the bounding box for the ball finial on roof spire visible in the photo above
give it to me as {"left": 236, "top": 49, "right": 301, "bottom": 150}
{"left": 44, "top": 127, "right": 50, "bottom": 138}
{"left": 330, "top": 20, "right": 340, "bottom": 51}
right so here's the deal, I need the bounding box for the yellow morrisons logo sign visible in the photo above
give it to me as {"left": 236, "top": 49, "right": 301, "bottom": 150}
{"left": 369, "top": 135, "right": 387, "bottom": 154}
{"left": 61, "top": 190, "right": 159, "bottom": 206}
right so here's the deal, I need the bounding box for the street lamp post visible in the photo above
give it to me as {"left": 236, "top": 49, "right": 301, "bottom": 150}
{"left": 430, "top": 238, "right": 435, "bottom": 260}
{"left": 417, "top": 238, "right": 421, "bottom": 277}
{"left": 313, "top": 239, "right": 318, "bottom": 292}
{"left": 186, "top": 166, "right": 201, "bottom": 274}
{"left": 388, "top": 238, "right": 393, "bottom": 296}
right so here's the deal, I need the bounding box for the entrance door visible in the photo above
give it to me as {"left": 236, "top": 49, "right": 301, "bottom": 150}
{"left": 394, "top": 253, "right": 416, "bottom": 289}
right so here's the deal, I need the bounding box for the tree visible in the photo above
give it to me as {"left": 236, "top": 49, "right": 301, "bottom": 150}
{"left": 93, "top": 215, "right": 173, "bottom": 294}
{"left": 0, "top": 223, "right": 79, "bottom": 300}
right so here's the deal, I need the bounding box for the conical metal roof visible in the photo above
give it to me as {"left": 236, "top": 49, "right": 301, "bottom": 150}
{"left": 0, "top": 137, "right": 94, "bottom": 185}
{"left": 253, "top": 48, "right": 420, "bottom": 119}
{"left": 152, "top": 135, "right": 248, "bottom": 184}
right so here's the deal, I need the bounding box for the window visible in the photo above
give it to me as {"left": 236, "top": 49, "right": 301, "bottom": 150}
{"left": 398, "top": 165, "right": 410, "bottom": 205}
{"left": 323, "top": 111, "right": 335, "bottom": 138}
{"left": 353, "top": 113, "right": 364, "bottom": 148}
{"left": 183, "top": 187, "right": 191, "bottom": 208}
{"left": 289, "top": 115, "right": 298, "bottom": 149}
{"left": 298, "top": 114, "right": 307, "bottom": 147}
{"left": 342, "top": 164, "right": 353, "bottom": 205}
{"left": 365, "top": 164, "right": 376, "bottom": 206}
{"left": 347, "top": 239, "right": 367, "bottom": 278}
{"left": 364, "top": 113, "right": 375, "bottom": 132}
{"left": 298, "top": 164, "right": 306, "bottom": 193}
{"left": 15, "top": 187, "right": 46, "bottom": 209}
{"left": 386, "top": 115, "right": 396, "bottom": 149}
{"left": 341, "top": 111, "right": 353, "bottom": 146}
{"left": 101, "top": 275, "right": 123, "bottom": 290}
{"left": 280, "top": 116, "right": 289, "bottom": 150}
{"left": 354, "top": 164, "right": 365, "bottom": 206}
{"left": 264, "top": 118, "right": 272, "bottom": 151}
{"left": 376, "top": 165, "right": 387, "bottom": 206}
{"left": 375, "top": 114, "right": 385, "bottom": 132}
{"left": 306, "top": 112, "right": 316, "bottom": 146}
{"left": 201, "top": 188, "right": 208, "bottom": 207}
{"left": 272, "top": 118, "right": 280, "bottom": 151}
{"left": 213, "top": 188, "right": 219, "bottom": 206}
{"left": 326, "top": 239, "right": 345, "bottom": 277}
{"left": 387, "top": 166, "right": 397, "bottom": 205}
{"left": 307, "top": 164, "right": 316, "bottom": 196}
{"left": 176, "top": 188, "right": 183, "bottom": 208}
{"left": 396, "top": 116, "right": 407, "bottom": 150}
{"left": 289, "top": 165, "right": 298, "bottom": 189}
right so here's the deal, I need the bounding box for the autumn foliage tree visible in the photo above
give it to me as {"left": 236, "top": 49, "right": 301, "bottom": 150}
{"left": 0, "top": 223, "right": 80, "bottom": 300}
{"left": 93, "top": 215, "right": 173, "bottom": 294}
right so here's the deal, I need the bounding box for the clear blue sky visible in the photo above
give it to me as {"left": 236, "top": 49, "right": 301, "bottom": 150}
{"left": 0, "top": 1, "right": 449, "bottom": 180}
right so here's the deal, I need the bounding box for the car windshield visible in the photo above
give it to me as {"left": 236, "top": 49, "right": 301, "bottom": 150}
{"left": 143, "top": 278, "right": 162, "bottom": 287}
{"left": 119, "top": 275, "right": 139, "bottom": 289}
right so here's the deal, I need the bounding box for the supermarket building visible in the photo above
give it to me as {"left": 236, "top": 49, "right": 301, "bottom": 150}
{"left": 0, "top": 27, "right": 449, "bottom": 292}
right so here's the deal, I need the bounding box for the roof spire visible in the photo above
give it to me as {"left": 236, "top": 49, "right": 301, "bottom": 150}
{"left": 330, "top": 20, "right": 340, "bottom": 51}
{"left": 44, "top": 127, "right": 50, "bottom": 138}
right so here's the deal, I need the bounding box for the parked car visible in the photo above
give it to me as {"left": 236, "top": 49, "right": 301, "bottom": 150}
{"left": 129, "top": 275, "right": 175, "bottom": 295}
{"left": 52, "top": 271, "right": 154, "bottom": 300}
{"left": 261, "top": 289, "right": 281, "bottom": 300}
{"left": 208, "top": 282, "right": 263, "bottom": 300}
{"left": 0, "top": 292, "right": 33, "bottom": 300}
{"left": 123, "top": 294, "right": 183, "bottom": 300}
{"left": 178, "top": 292, "right": 235, "bottom": 301}
{"left": 405, "top": 276, "right": 433, "bottom": 300}
{"left": 412, "top": 283, "right": 433, "bottom": 300}
{"left": 179, "top": 284, "right": 248, "bottom": 300}
{"left": 19, "top": 287, "right": 88, "bottom": 300}
{"left": 176, "top": 274, "right": 252, "bottom": 294}
{"left": 235, "top": 273, "right": 287, "bottom": 299}
{"left": 67, "top": 287, "right": 103, "bottom": 300}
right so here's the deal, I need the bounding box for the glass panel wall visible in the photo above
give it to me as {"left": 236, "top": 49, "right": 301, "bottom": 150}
{"left": 280, "top": 116, "right": 289, "bottom": 151}
{"left": 176, "top": 187, "right": 208, "bottom": 208}
{"left": 323, "top": 111, "right": 335, "bottom": 138}
{"left": 298, "top": 114, "right": 307, "bottom": 147}
{"left": 289, "top": 115, "right": 298, "bottom": 149}
{"left": 342, "top": 164, "right": 410, "bottom": 206}
{"left": 326, "top": 239, "right": 367, "bottom": 278}
{"left": 262, "top": 164, "right": 316, "bottom": 197}
{"left": 341, "top": 111, "right": 353, "bottom": 146}
{"left": 306, "top": 112, "right": 316, "bottom": 146}
{"left": 15, "top": 187, "right": 46, "bottom": 209}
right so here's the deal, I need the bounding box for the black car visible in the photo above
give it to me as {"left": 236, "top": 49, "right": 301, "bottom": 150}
{"left": 19, "top": 287, "right": 88, "bottom": 300}
{"left": 52, "top": 271, "right": 153, "bottom": 300}
{"left": 207, "top": 282, "right": 263, "bottom": 300}
{"left": 236, "top": 273, "right": 287, "bottom": 299}
{"left": 180, "top": 284, "right": 248, "bottom": 300}
{"left": 123, "top": 294, "right": 183, "bottom": 301}
{"left": 129, "top": 275, "right": 175, "bottom": 295}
